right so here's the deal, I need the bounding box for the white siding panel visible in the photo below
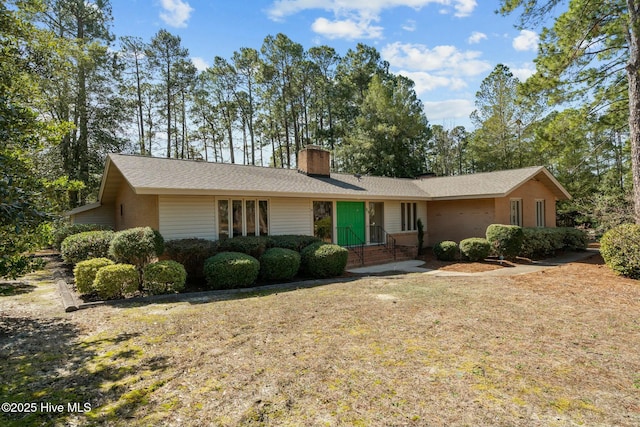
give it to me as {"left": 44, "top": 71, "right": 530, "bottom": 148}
{"left": 159, "top": 196, "right": 216, "bottom": 241}
{"left": 270, "top": 198, "right": 312, "bottom": 235}
{"left": 385, "top": 201, "right": 402, "bottom": 233}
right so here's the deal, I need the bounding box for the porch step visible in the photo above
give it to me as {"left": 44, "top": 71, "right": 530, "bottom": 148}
{"left": 346, "top": 245, "right": 417, "bottom": 268}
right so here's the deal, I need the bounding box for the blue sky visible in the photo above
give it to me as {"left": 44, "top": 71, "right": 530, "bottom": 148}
{"left": 111, "top": 0, "right": 540, "bottom": 130}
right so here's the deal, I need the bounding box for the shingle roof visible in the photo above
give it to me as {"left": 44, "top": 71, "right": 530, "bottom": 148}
{"left": 98, "top": 154, "right": 570, "bottom": 203}
{"left": 103, "top": 154, "right": 428, "bottom": 201}
{"left": 413, "top": 166, "right": 571, "bottom": 200}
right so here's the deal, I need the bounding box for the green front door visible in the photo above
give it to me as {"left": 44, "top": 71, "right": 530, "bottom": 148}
{"left": 337, "top": 201, "right": 366, "bottom": 246}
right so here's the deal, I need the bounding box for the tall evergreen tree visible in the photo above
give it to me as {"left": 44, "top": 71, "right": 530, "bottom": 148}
{"left": 146, "top": 29, "right": 189, "bottom": 158}
{"left": 339, "top": 74, "right": 430, "bottom": 178}
{"left": 500, "top": 0, "right": 640, "bottom": 223}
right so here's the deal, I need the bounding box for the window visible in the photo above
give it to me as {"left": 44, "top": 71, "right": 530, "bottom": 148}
{"left": 218, "top": 200, "right": 229, "bottom": 240}
{"left": 218, "top": 199, "right": 269, "bottom": 238}
{"left": 401, "top": 202, "right": 418, "bottom": 231}
{"left": 536, "top": 200, "right": 545, "bottom": 227}
{"left": 510, "top": 199, "right": 522, "bottom": 226}
{"left": 313, "top": 201, "right": 333, "bottom": 242}
{"left": 259, "top": 201, "right": 269, "bottom": 236}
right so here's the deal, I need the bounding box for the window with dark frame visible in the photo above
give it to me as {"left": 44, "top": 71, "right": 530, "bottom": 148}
{"left": 401, "top": 202, "right": 418, "bottom": 231}
{"left": 218, "top": 199, "right": 269, "bottom": 238}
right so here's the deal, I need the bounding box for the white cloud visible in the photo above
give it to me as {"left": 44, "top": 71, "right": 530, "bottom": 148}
{"left": 311, "top": 17, "right": 383, "bottom": 39}
{"left": 513, "top": 29, "right": 539, "bottom": 52}
{"left": 382, "top": 42, "right": 491, "bottom": 76}
{"left": 467, "top": 31, "right": 487, "bottom": 44}
{"left": 159, "top": 0, "right": 193, "bottom": 28}
{"left": 267, "top": 1, "right": 478, "bottom": 39}
{"left": 191, "top": 57, "right": 209, "bottom": 71}
{"left": 510, "top": 62, "right": 536, "bottom": 81}
{"left": 399, "top": 70, "right": 468, "bottom": 92}
{"left": 422, "top": 99, "right": 475, "bottom": 121}
{"left": 402, "top": 19, "right": 417, "bottom": 32}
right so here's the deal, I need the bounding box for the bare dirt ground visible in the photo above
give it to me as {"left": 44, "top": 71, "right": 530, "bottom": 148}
{"left": 1, "top": 252, "right": 639, "bottom": 426}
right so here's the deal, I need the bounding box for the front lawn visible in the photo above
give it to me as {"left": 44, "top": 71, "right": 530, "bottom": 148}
{"left": 0, "top": 254, "right": 638, "bottom": 426}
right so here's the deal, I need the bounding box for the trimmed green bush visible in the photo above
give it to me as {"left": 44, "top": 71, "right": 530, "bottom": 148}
{"left": 560, "top": 227, "right": 588, "bottom": 251}
{"left": 433, "top": 241, "right": 458, "bottom": 261}
{"left": 600, "top": 223, "right": 640, "bottom": 279}
{"left": 164, "top": 238, "right": 218, "bottom": 282}
{"left": 459, "top": 238, "right": 491, "bottom": 262}
{"left": 143, "top": 260, "right": 187, "bottom": 295}
{"left": 53, "top": 223, "right": 112, "bottom": 250}
{"left": 268, "top": 235, "right": 322, "bottom": 252}
{"left": 260, "top": 248, "right": 301, "bottom": 281}
{"left": 520, "top": 227, "right": 588, "bottom": 259}
{"left": 521, "top": 228, "right": 565, "bottom": 259}
{"left": 203, "top": 252, "right": 260, "bottom": 289}
{"left": 60, "top": 230, "right": 115, "bottom": 264}
{"left": 73, "top": 258, "right": 114, "bottom": 294}
{"left": 486, "top": 224, "right": 524, "bottom": 259}
{"left": 93, "top": 264, "right": 139, "bottom": 299}
{"left": 109, "top": 227, "right": 165, "bottom": 267}
{"left": 217, "top": 236, "right": 269, "bottom": 258}
{"left": 300, "top": 243, "right": 348, "bottom": 278}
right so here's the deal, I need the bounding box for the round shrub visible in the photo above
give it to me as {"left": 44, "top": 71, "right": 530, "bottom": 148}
{"left": 143, "top": 260, "right": 187, "bottom": 295}
{"left": 53, "top": 223, "right": 112, "bottom": 250}
{"left": 459, "top": 238, "right": 491, "bottom": 262}
{"left": 203, "top": 252, "right": 260, "bottom": 289}
{"left": 433, "top": 241, "right": 458, "bottom": 261}
{"left": 109, "top": 227, "right": 165, "bottom": 267}
{"left": 73, "top": 258, "right": 115, "bottom": 294}
{"left": 164, "top": 238, "right": 218, "bottom": 282}
{"left": 217, "top": 236, "right": 269, "bottom": 258}
{"left": 560, "top": 227, "right": 588, "bottom": 251}
{"left": 301, "top": 243, "right": 348, "bottom": 278}
{"left": 268, "top": 235, "right": 322, "bottom": 252}
{"left": 486, "top": 224, "right": 524, "bottom": 259}
{"left": 520, "top": 228, "right": 564, "bottom": 259}
{"left": 259, "top": 248, "right": 301, "bottom": 281}
{"left": 60, "top": 230, "right": 115, "bottom": 264}
{"left": 600, "top": 223, "right": 640, "bottom": 279}
{"left": 93, "top": 264, "right": 139, "bottom": 300}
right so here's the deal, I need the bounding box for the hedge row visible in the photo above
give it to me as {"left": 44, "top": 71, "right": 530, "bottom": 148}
{"left": 60, "top": 226, "right": 165, "bottom": 268}
{"left": 202, "top": 242, "right": 347, "bottom": 290}
{"left": 74, "top": 259, "right": 187, "bottom": 299}
{"left": 432, "top": 225, "right": 587, "bottom": 261}
{"left": 162, "top": 235, "right": 323, "bottom": 283}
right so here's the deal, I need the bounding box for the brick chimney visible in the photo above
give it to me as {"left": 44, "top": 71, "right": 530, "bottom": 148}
{"left": 298, "top": 145, "right": 330, "bottom": 177}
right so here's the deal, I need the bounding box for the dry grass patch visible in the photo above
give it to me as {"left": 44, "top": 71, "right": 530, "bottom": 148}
{"left": 1, "top": 254, "right": 639, "bottom": 426}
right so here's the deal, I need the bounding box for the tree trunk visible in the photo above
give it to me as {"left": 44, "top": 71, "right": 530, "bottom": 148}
{"left": 626, "top": 0, "right": 640, "bottom": 223}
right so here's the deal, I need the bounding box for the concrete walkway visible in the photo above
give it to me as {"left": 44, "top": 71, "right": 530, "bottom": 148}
{"left": 347, "top": 248, "right": 600, "bottom": 277}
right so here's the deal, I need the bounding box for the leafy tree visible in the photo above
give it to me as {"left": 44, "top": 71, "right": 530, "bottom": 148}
{"left": 470, "top": 64, "right": 544, "bottom": 170}
{"left": 146, "top": 29, "right": 189, "bottom": 158}
{"left": 0, "top": 0, "right": 63, "bottom": 277}
{"left": 232, "top": 47, "right": 262, "bottom": 165}
{"left": 500, "top": 0, "right": 640, "bottom": 223}
{"left": 427, "top": 125, "right": 470, "bottom": 175}
{"left": 260, "top": 33, "right": 304, "bottom": 167}
{"left": 120, "top": 36, "right": 150, "bottom": 155}
{"left": 38, "top": 0, "right": 119, "bottom": 206}
{"left": 339, "top": 74, "right": 430, "bottom": 178}
{"left": 200, "top": 56, "right": 239, "bottom": 163}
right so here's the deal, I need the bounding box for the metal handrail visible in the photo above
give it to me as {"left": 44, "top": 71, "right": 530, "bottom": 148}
{"left": 336, "top": 226, "right": 365, "bottom": 265}
{"left": 370, "top": 225, "right": 396, "bottom": 260}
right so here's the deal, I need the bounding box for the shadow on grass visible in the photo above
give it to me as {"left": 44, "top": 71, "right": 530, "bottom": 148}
{"left": 0, "top": 316, "right": 168, "bottom": 426}
{"left": 99, "top": 275, "right": 363, "bottom": 309}
{"left": 0, "top": 281, "right": 37, "bottom": 296}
